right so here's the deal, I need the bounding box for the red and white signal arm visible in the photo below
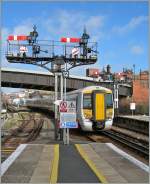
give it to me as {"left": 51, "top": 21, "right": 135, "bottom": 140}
{"left": 7, "top": 35, "right": 28, "bottom": 41}
{"left": 61, "top": 37, "right": 81, "bottom": 43}
{"left": 20, "top": 46, "right": 28, "bottom": 53}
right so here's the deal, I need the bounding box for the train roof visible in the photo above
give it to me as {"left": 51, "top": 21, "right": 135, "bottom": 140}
{"left": 67, "top": 86, "right": 112, "bottom": 95}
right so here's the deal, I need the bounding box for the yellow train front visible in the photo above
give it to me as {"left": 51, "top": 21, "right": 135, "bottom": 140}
{"left": 67, "top": 86, "right": 114, "bottom": 131}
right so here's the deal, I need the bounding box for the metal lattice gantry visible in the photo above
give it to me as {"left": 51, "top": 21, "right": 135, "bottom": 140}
{"left": 6, "top": 25, "right": 98, "bottom": 142}
{"left": 6, "top": 25, "right": 98, "bottom": 73}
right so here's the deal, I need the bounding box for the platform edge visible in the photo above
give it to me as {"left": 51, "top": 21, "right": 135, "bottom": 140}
{"left": 75, "top": 144, "right": 108, "bottom": 183}
{"left": 1, "top": 144, "right": 27, "bottom": 176}
{"left": 49, "top": 144, "right": 59, "bottom": 183}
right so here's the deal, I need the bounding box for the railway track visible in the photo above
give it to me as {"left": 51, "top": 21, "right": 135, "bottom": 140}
{"left": 2, "top": 119, "right": 44, "bottom": 146}
{"left": 102, "top": 130, "right": 149, "bottom": 157}
{"left": 1, "top": 113, "right": 44, "bottom": 162}
{"left": 84, "top": 129, "right": 149, "bottom": 159}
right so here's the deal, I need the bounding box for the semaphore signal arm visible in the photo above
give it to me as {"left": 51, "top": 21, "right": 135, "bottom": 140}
{"left": 6, "top": 26, "right": 98, "bottom": 73}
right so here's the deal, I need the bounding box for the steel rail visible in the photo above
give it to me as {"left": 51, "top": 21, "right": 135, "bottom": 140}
{"left": 102, "top": 131, "right": 149, "bottom": 156}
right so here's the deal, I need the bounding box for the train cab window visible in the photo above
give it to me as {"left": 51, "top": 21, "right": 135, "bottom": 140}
{"left": 83, "top": 94, "right": 92, "bottom": 109}
{"left": 105, "top": 93, "right": 113, "bottom": 108}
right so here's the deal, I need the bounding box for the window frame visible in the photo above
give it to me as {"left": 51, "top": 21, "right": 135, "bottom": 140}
{"left": 105, "top": 93, "right": 113, "bottom": 108}
{"left": 83, "top": 93, "right": 92, "bottom": 109}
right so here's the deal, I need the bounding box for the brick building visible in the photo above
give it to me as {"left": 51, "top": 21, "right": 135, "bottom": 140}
{"left": 132, "top": 71, "right": 149, "bottom": 104}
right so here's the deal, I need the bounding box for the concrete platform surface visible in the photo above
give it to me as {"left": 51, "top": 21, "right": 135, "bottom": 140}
{"left": 118, "top": 115, "right": 149, "bottom": 122}
{"left": 80, "top": 143, "right": 149, "bottom": 183}
{"left": 1, "top": 144, "right": 54, "bottom": 183}
{"left": 58, "top": 144, "right": 100, "bottom": 183}
{"left": 1, "top": 143, "right": 149, "bottom": 183}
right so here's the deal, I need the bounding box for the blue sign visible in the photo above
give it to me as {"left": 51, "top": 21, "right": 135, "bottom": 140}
{"left": 60, "top": 121, "right": 78, "bottom": 128}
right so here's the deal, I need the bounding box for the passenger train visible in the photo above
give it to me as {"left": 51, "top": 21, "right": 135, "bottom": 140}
{"left": 66, "top": 86, "right": 114, "bottom": 131}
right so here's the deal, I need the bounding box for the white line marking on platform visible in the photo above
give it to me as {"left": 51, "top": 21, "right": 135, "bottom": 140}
{"left": 106, "top": 143, "right": 149, "bottom": 173}
{"left": 1, "top": 144, "right": 27, "bottom": 176}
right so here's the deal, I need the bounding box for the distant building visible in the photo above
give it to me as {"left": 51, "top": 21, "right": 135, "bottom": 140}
{"left": 86, "top": 68, "right": 100, "bottom": 78}
{"left": 86, "top": 65, "right": 114, "bottom": 81}
{"left": 138, "top": 70, "right": 149, "bottom": 80}
{"left": 115, "top": 68, "right": 133, "bottom": 82}
{"left": 99, "top": 65, "right": 113, "bottom": 81}
{"left": 132, "top": 70, "right": 149, "bottom": 104}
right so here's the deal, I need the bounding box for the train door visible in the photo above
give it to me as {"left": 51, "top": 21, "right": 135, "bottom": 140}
{"left": 92, "top": 91, "right": 105, "bottom": 121}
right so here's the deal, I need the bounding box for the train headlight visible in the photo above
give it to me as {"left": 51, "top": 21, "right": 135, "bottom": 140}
{"left": 106, "top": 109, "right": 113, "bottom": 119}
{"left": 83, "top": 109, "right": 92, "bottom": 119}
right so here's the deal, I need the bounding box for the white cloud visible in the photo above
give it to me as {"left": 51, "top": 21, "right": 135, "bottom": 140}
{"left": 1, "top": 10, "right": 106, "bottom": 70}
{"left": 1, "top": 27, "right": 10, "bottom": 45}
{"left": 42, "top": 10, "right": 105, "bottom": 41}
{"left": 1, "top": 28, "right": 11, "bottom": 67}
{"left": 112, "top": 16, "right": 148, "bottom": 35}
{"left": 2, "top": 10, "right": 105, "bottom": 44}
{"left": 13, "top": 24, "right": 33, "bottom": 35}
{"left": 86, "top": 15, "right": 105, "bottom": 29}
{"left": 130, "top": 45, "right": 143, "bottom": 55}
{"left": 1, "top": 19, "right": 35, "bottom": 67}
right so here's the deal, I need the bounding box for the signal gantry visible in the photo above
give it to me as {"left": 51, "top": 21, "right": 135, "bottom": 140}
{"left": 6, "top": 26, "right": 98, "bottom": 74}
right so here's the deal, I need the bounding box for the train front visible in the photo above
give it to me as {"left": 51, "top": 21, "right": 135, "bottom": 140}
{"left": 82, "top": 88, "right": 114, "bottom": 131}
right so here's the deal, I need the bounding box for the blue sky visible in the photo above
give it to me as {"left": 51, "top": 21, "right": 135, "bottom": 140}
{"left": 2, "top": 1, "right": 148, "bottom": 77}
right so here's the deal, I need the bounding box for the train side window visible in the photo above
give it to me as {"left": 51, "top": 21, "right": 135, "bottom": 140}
{"left": 83, "top": 94, "right": 92, "bottom": 109}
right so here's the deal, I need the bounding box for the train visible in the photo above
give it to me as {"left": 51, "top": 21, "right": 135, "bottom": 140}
{"left": 66, "top": 86, "right": 114, "bottom": 131}
{"left": 24, "top": 85, "right": 114, "bottom": 131}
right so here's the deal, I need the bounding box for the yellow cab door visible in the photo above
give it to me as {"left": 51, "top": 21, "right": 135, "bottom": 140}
{"left": 92, "top": 91, "right": 105, "bottom": 121}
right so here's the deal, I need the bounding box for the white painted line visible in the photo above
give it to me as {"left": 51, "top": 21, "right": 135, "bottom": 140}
{"left": 1, "top": 144, "right": 27, "bottom": 176}
{"left": 106, "top": 143, "right": 149, "bottom": 173}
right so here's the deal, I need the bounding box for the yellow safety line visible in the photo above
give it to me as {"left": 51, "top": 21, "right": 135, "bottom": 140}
{"left": 50, "top": 144, "right": 59, "bottom": 183}
{"left": 1, "top": 150, "right": 15, "bottom": 152}
{"left": 75, "top": 144, "right": 108, "bottom": 184}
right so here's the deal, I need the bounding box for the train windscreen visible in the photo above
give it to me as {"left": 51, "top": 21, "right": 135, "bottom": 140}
{"left": 105, "top": 93, "right": 113, "bottom": 108}
{"left": 83, "top": 94, "right": 92, "bottom": 109}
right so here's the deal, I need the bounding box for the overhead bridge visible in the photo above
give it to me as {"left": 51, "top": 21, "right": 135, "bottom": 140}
{"left": 1, "top": 67, "right": 132, "bottom": 97}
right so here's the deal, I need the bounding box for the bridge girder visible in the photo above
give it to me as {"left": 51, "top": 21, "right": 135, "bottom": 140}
{"left": 1, "top": 68, "right": 132, "bottom": 97}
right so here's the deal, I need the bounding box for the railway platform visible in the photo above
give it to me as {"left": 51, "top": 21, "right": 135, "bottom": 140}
{"left": 1, "top": 143, "right": 149, "bottom": 183}
{"left": 113, "top": 115, "right": 149, "bottom": 135}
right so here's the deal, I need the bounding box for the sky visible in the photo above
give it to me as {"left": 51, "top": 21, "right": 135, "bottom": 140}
{"left": 1, "top": 1, "right": 148, "bottom": 92}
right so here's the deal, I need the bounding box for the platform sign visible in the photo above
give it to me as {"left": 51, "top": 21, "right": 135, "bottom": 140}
{"left": 130, "top": 103, "right": 136, "bottom": 110}
{"left": 60, "top": 113, "right": 78, "bottom": 128}
{"left": 59, "top": 101, "right": 67, "bottom": 112}
{"left": 59, "top": 101, "right": 76, "bottom": 113}
{"left": 60, "top": 122, "right": 78, "bottom": 128}
{"left": 20, "top": 46, "right": 28, "bottom": 53}
{"left": 67, "top": 101, "right": 76, "bottom": 113}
